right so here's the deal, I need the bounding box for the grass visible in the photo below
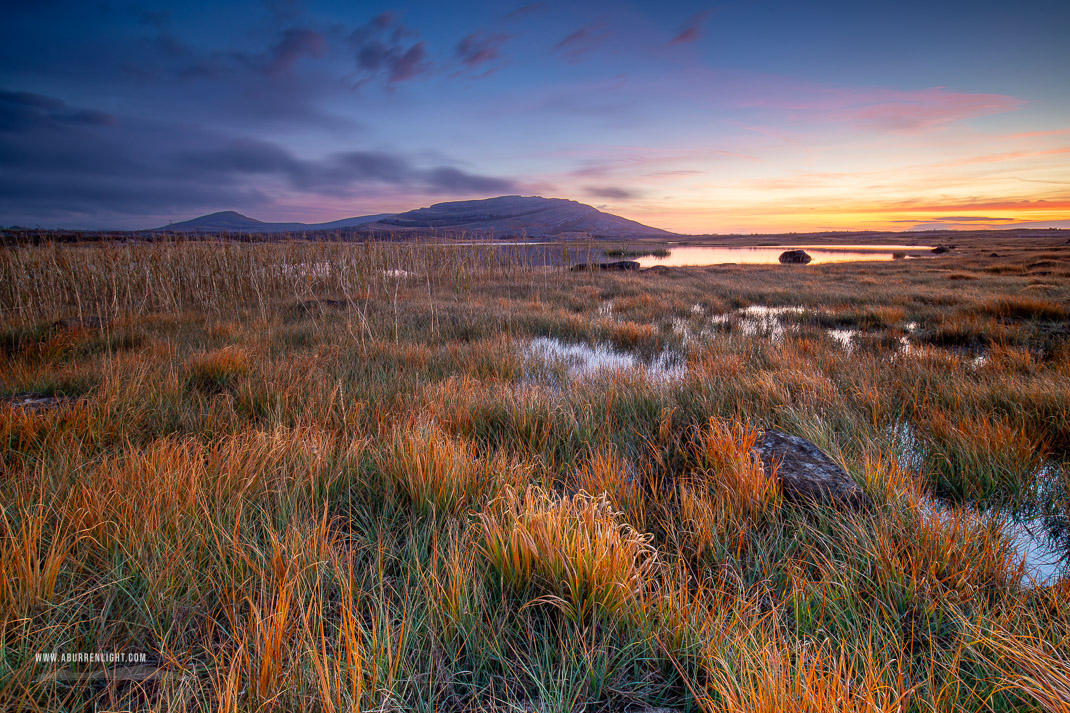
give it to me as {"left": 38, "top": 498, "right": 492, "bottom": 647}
{"left": 0, "top": 234, "right": 1068, "bottom": 710}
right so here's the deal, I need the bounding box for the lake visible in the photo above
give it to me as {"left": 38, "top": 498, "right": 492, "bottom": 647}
{"left": 637, "top": 244, "right": 927, "bottom": 266}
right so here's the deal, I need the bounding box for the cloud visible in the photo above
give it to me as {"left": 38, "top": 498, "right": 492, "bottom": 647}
{"left": 265, "top": 28, "right": 326, "bottom": 75}
{"left": 0, "top": 88, "right": 518, "bottom": 227}
{"left": 350, "top": 14, "right": 430, "bottom": 84}
{"left": 670, "top": 10, "right": 714, "bottom": 45}
{"left": 0, "top": 89, "right": 117, "bottom": 131}
{"left": 585, "top": 185, "right": 637, "bottom": 199}
{"left": 553, "top": 24, "right": 608, "bottom": 63}
{"left": 425, "top": 167, "right": 517, "bottom": 194}
{"left": 738, "top": 83, "right": 1023, "bottom": 133}
{"left": 455, "top": 31, "right": 509, "bottom": 71}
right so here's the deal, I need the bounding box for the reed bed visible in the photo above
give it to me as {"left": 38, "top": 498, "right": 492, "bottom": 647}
{"left": 1, "top": 236, "right": 1068, "bottom": 711}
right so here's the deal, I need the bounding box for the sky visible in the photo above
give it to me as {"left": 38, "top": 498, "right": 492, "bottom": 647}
{"left": 2, "top": 0, "right": 1069, "bottom": 233}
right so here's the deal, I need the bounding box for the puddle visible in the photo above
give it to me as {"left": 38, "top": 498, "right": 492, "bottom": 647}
{"left": 917, "top": 495, "right": 1066, "bottom": 586}
{"left": 523, "top": 337, "right": 684, "bottom": 382}
{"left": 710, "top": 305, "right": 806, "bottom": 342}
{"left": 637, "top": 245, "right": 927, "bottom": 267}
{"left": 888, "top": 420, "right": 1067, "bottom": 586}
{"left": 828, "top": 328, "right": 857, "bottom": 353}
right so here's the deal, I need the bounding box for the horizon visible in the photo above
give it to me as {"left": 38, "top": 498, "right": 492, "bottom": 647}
{"left": 2, "top": 0, "right": 1069, "bottom": 233}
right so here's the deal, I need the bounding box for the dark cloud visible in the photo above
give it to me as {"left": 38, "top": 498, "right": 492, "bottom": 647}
{"left": 266, "top": 28, "right": 326, "bottom": 75}
{"left": 553, "top": 24, "right": 608, "bottom": 63}
{"left": 455, "top": 31, "right": 509, "bottom": 70}
{"left": 0, "top": 89, "right": 517, "bottom": 227}
{"left": 671, "top": 10, "right": 714, "bottom": 45}
{"left": 0, "top": 89, "right": 117, "bottom": 132}
{"left": 425, "top": 167, "right": 517, "bottom": 194}
{"left": 176, "top": 141, "right": 517, "bottom": 195}
{"left": 585, "top": 185, "right": 637, "bottom": 200}
{"left": 350, "top": 14, "right": 430, "bottom": 84}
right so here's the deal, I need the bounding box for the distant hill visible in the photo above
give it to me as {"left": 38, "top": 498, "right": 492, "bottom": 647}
{"left": 362, "top": 196, "right": 673, "bottom": 237}
{"left": 154, "top": 211, "right": 393, "bottom": 233}
{"left": 153, "top": 197, "right": 673, "bottom": 237}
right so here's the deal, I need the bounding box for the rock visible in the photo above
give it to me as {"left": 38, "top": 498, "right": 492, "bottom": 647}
{"left": 755, "top": 430, "right": 870, "bottom": 509}
{"left": 570, "top": 260, "right": 641, "bottom": 272}
{"left": 1, "top": 392, "right": 80, "bottom": 412}
{"left": 778, "top": 249, "right": 812, "bottom": 264}
{"left": 931, "top": 245, "right": 951, "bottom": 254}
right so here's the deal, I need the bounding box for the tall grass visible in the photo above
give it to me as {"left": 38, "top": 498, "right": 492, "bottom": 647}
{"left": 2, "top": 237, "right": 1069, "bottom": 710}
{"left": 477, "top": 486, "right": 658, "bottom": 620}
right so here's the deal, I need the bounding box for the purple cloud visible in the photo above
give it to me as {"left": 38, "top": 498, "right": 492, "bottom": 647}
{"left": 455, "top": 31, "right": 509, "bottom": 71}
{"left": 350, "top": 14, "right": 430, "bottom": 85}
{"left": 671, "top": 10, "right": 714, "bottom": 45}
{"left": 553, "top": 24, "right": 608, "bottom": 63}
{"left": 585, "top": 185, "right": 637, "bottom": 200}
{"left": 266, "top": 29, "right": 326, "bottom": 75}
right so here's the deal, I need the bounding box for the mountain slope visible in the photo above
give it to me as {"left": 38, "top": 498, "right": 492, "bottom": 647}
{"left": 155, "top": 211, "right": 392, "bottom": 233}
{"left": 153, "top": 196, "right": 672, "bottom": 237}
{"left": 363, "top": 196, "right": 671, "bottom": 237}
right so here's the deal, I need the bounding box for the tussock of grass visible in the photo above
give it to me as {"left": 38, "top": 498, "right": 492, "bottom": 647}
{"left": 377, "top": 420, "right": 526, "bottom": 516}
{"left": 184, "top": 346, "right": 250, "bottom": 393}
{"left": 477, "top": 486, "right": 657, "bottom": 619}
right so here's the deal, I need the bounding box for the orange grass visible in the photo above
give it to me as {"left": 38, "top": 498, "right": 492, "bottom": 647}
{"left": 477, "top": 486, "right": 658, "bottom": 619}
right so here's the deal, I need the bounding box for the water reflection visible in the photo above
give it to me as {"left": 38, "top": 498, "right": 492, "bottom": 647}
{"left": 637, "top": 245, "right": 925, "bottom": 267}
{"left": 523, "top": 337, "right": 684, "bottom": 381}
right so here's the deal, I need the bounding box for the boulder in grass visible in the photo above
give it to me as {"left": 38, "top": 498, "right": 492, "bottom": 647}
{"left": 1, "top": 392, "right": 81, "bottom": 412}
{"left": 778, "top": 249, "right": 812, "bottom": 264}
{"left": 570, "top": 260, "right": 641, "bottom": 272}
{"left": 755, "top": 430, "right": 870, "bottom": 509}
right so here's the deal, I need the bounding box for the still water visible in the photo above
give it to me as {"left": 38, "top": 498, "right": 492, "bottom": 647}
{"left": 637, "top": 245, "right": 926, "bottom": 267}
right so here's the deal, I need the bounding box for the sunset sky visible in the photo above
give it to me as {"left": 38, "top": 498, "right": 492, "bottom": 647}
{"left": 2, "top": 0, "right": 1069, "bottom": 233}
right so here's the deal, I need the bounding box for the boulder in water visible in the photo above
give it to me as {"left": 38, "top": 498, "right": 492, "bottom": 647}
{"left": 778, "top": 250, "right": 812, "bottom": 264}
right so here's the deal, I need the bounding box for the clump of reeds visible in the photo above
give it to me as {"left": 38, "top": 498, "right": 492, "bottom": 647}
{"left": 0, "top": 505, "right": 75, "bottom": 618}
{"left": 982, "top": 296, "right": 1068, "bottom": 321}
{"left": 377, "top": 420, "right": 524, "bottom": 516}
{"left": 184, "top": 345, "right": 250, "bottom": 393}
{"left": 919, "top": 407, "right": 1047, "bottom": 502}
{"left": 572, "top": 444, "right": 648, "bottom": 529}
{"left": 676, "top": 418, "right": 780, "bottom": 557}
{"left": 476, "top": 486, "right": 658, "bottom": 619}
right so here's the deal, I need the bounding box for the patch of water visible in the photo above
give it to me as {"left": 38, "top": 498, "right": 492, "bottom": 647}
{"left": 828, "top": 328, "right": 857, "bottom": 353}
{"left": 888, "top": 420, "right": 1067, "bottom": 586}
{"left": 918, "top": 495, "right": 1066, "bottom": 586}
{"left": 637, "top": 245, "right": 928, "bottom": 267}
{"left": 523, "top": 337, "right": 685, "bottom": 382}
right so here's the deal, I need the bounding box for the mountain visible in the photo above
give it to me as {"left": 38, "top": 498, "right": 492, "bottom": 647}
{"left": 154, "top": 211, "right": 393, "bottom": 233}
{"left": 153, "top": 197, "right": 672, "bottom": 237}
{"left": 363, "top": 196, "right": 672, "bottom": 237}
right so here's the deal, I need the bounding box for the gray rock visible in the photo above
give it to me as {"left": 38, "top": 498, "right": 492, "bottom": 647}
{"left": 778, "top": 249, "right": 812, "bottom": 264}
{"left": 1, "top": 392, "right": 81, "bottom": 412}
{"left": 570, "top": 260, "right": 641, "bottom": 272}
{"left": 755, "top": 430, "right": 870, "bottom": 509}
